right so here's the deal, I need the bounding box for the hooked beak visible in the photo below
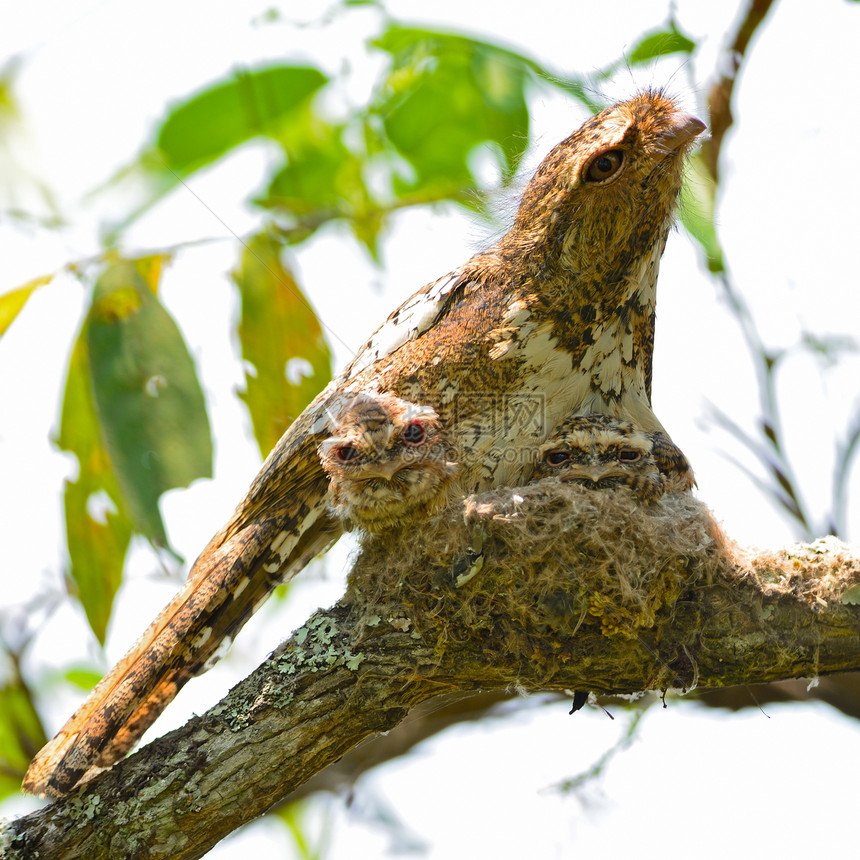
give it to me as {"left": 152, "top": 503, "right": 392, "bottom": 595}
{"left": 662, "top": 114, "right": 707, "bottom": 151}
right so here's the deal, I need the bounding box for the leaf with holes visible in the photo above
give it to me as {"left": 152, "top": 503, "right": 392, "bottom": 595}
{"left": 86, "top": 259, "right": 213, "bottom": 545}
{"left": 58, "top": 330, "right": 134, "bottom": 644}
{"left": 233, "top": 233, "right": 332, "bottom": 457}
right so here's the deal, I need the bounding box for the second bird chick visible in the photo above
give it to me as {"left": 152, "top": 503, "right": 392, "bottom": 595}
{"left": 319, "top": 392, "right": 459, "bottom": 532}
{"left": 534, "top": 414, "right": 695, "bottom": 501}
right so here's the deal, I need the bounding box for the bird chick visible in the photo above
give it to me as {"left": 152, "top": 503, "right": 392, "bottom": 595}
{"left": 534, "top": 413, "right": 695, "bottom": 501}
{"left": 319, "top": 393, "right": 458, "bottom": 532}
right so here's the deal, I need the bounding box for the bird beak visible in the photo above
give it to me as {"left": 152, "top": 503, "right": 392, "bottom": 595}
{"left": 662, "top": 114, "right": 707, "bottom": 151}
{"left": 359, "top": 460, "right": 404, "bottom": 481}
{"left": 559, "top": 464, "right": 626, "bottom": 484}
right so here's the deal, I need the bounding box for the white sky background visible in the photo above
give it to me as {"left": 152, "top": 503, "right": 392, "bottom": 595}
{"left": 1, "top": 0, "right": 859, "bottom": 857}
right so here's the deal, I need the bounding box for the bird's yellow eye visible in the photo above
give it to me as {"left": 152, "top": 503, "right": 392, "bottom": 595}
{"left": 618, "top": 448, "right": 641, "bottom": 463}
{"left": 584, "top": 149, "right": 624, "bottom": 183}
{"left": 335, "top": 445, "right": 362, "bottom": 464}
{"left": 401, "top": 421, "right": 427, "bottom": 446}
{"left": 544, "top": 449, "right": 571, "bottom": 467}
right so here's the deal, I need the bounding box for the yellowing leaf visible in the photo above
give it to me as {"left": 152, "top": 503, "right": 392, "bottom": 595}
{"left": 233, "top": 233, "right": 332, "bottom": 457}
{"left": 58, "top": 332, "right": 133, "bottom": 644}
{"left": 133, "top": 253, "right": 170, "bottom": 295}
{"left": 0, "top": 274, "right": 52, "bottom": 337}
{"left": 90, "top": 285, "right": 142, "bottom": 323}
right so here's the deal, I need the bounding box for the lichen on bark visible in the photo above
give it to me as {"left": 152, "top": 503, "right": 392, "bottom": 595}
{"left": 6, "top": 482, "right": 860, "bottom": 860}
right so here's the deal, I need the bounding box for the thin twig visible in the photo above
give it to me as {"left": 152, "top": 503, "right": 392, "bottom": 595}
{"left": 702, "top": 0, "right": 776, "bottom": 182}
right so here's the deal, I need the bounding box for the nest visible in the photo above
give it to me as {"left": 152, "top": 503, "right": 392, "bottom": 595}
{"left": 345, "top": 480, "right": 732, "bottom": 673}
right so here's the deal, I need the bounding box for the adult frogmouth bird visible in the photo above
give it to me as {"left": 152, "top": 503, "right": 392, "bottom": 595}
{"left": 24, "top": 89, "right": 704, "bottom": 796}
{"left": 319, "top": 392, "right": 458, "bottom": 532}
{"left": 534, "top": 413, "right": 696, "bottom": 501}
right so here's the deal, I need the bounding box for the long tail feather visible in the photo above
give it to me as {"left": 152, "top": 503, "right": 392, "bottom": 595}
{"left": 24, "top": 471, "right": 339, "bottom": 796}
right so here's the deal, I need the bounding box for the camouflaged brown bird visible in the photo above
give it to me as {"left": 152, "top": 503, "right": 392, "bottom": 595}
{"left": 24, "top": 89, "right": 705, "bottom": 797}
{"left": 534, "top": 413, "right": 696, "bottom": 501}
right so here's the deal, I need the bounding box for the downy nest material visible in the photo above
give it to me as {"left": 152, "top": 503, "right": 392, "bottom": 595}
{"left": 346, "top": 479, "right": 733, "bottom": 668}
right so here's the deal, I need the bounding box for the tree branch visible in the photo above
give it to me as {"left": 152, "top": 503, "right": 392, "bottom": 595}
{"left": 702, "top": 0, "right": 776, "bottom": 182}
{"left": 6, "top": 484, "right": 860, "bottom": 859}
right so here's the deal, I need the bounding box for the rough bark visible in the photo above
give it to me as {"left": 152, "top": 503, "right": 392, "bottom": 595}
{"left": 5, "top": 484, "right": 860, "bottom": 860}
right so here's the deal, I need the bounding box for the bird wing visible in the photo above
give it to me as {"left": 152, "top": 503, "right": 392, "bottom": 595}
{"left": 23, "top": 478, "right": 340, "bottom": 796}
{"left": 345, "top": 268, "right": 470, "bottom": 377}
{"left": 23, "top": 268, "right": 476, "bottom": 797}
{"left": 651, "top": 432, "right": 696, "bottom": 492}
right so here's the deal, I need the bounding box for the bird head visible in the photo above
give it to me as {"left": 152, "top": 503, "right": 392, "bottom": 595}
{"left": 507, "top": 90, "right": 705, "bottom": 295}
{"left": 319, "top": 393, "right": 459, "bottom": 531}
{"left": 534, "top": 414, "right": 662, "bottom": 495}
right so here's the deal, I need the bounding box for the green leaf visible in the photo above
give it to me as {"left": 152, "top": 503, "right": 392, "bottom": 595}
{"left": 373, "top": 26, "right": 531, "bottom": 194}
{"left": 0, "top": 62, "right": 21, "bottom": 121}
{"left": 265, "top": 134, "right": 354, "bottom": 216}
{"left": 58, "top": 329, "right": 134, "bottom": 644}
{"left": 628, "top": 23, "right": 696, "bottom": 65}
{"left": 679, "top": 151, "right": 725, "bottom": 273}
{"left": 63, "top": 666, "right": 105, "bottom": 690}
{"left": 0, "top": 274, "right": 51, "bottom": 338}
{"left": 86, "top": 259, "right": 213, "bottom": 545}
{"left": 101, "top": 65, "right": 329, "bottom": 239}
{"left": 131, "top": 253, "right": 169, "bottom": 295}
{"left": 274, "top": 800, "right": 324, "bottom": 860}
{"left": 156, "top": 65, "right": 329, "bottom": 175}
{"left": 0, "top": 668, "right": 47, "bottom": 802}
{"left": 260, "top": 121, "right": 387, "bottom": 256}
{"left": 233, "top": 233, "right": 332, "bottom": 457}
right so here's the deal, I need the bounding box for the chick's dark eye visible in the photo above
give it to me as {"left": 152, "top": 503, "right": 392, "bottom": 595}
{"left": 335, "top": 445, "right": 361, "bottom": 464}
{"left": 618, "top": 448, "right": 641, "bottom": 463}
{"left": 585, "top": 149, "right": 624, "bottom": 183}
{"left": 401, "top": 421, "right": 427, "bottom": 446}
{"left": 544, "top": 450, "right": 571, "bottom": 467}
